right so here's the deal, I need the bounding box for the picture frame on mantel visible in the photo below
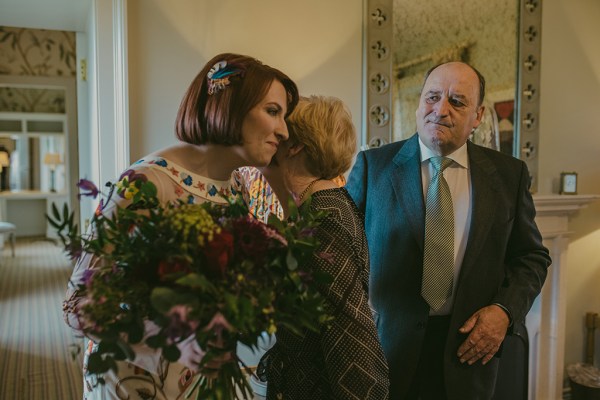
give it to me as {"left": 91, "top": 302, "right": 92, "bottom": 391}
{"left": 559, "top": 172, "right": 578, "bottom": 195}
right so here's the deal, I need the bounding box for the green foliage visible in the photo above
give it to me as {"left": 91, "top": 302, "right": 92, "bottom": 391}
{"left": 49, "top": 177, "right": 331, "bottom": 399}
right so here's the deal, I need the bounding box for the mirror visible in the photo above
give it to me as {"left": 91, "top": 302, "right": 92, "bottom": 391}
{"left": 391, "top": 0, "right": 518, "bottom": 155}
{"left": 0, "top": 136, "right": 66, "bottom": 192}
{"left": 365, "top": 0, "right": 543, "bottom": 190}
{"left": 0, "top": 86, "right": 67, "bottom": 192}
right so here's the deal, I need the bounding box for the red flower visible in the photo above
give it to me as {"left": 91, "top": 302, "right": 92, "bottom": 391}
{"left": 94, "top": 199, "right": 105, "bottom": 216}
{"left": 204, "top": 231, "right": 234, "bottom": 277}
{"left": 157, "top": 259, "right": 191, "bottom": 281}
{"left": 231, "top": 217, "right": 284, "bottom": 264}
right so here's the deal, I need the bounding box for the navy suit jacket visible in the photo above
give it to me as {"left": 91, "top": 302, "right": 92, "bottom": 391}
{"left": 346, "top": 134, "right": 551, "bottom": 400}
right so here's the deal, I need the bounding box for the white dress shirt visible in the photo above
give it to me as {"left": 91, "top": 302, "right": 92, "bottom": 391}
{"left": 418, "top": 138, "right": 472, "bottom": 316}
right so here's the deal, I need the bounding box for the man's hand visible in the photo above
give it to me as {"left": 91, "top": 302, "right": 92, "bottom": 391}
{"left": 456, "top": 305, "right": 510, "bottom": 365}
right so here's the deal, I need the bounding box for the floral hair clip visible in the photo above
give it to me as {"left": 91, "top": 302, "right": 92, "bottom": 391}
{"left": 207, "top": 60, "right": 245, "bottom": 95}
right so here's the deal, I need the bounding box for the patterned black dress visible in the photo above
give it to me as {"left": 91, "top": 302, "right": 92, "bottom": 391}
{"left": 259, "top": 188, "right": 389, "bottom": 400}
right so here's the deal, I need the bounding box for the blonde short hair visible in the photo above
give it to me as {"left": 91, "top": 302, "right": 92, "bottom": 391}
{"left": 286, "top": 95, "right": 357, "bottom": 179}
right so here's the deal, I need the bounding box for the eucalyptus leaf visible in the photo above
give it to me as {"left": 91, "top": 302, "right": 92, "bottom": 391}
{"left": 286, "top": 250, "right": 298, "bottom": 271}
{"left": 162, "top": 344, "right": 181, "bottom": 362}
{"left": 116, "top": 340, "right": 135, "bottom": 361}
{"left": 150, "top": 287, "right": 179, "bottom": 313}
{"left": 127, "top": 322, "right": 144, "bottom": 344}
{"left": 51, "top": 202, "right": 61, "bottom": 221}
{"left": 175, "top": 273, "right": 215, "bottom": 291}
{"left": 145, "top": 334, "right": 164, "bottom": 349}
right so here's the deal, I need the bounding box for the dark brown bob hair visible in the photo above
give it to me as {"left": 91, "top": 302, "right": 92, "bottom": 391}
{"left": 175, "top": 53, "right": 299, "bottom": 145}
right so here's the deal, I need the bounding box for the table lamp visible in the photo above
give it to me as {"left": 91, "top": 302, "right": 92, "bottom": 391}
{"left": 0, "top": 150, "right": 10, "bottom": 191}
{"left": 43, "top": 152, "right": 62, "bottom": 192}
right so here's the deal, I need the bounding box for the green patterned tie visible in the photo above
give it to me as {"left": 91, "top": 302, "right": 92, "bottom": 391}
{"left": 421, "top": 156, "right": 454, "bottom": 311}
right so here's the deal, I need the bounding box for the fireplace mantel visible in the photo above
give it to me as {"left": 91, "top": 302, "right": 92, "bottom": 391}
{"left": 535, "top": 194, "right": 600, "bottom": 218}
{"left": 527, "top": 194, "right": 600, "bottom": 400}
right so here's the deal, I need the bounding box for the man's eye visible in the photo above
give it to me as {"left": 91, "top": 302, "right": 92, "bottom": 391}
{"left": 426, "top": 95, "right": 439, "bottom": 103}
{"left": 450, "top": 98, "right": 465, "bottom": 107}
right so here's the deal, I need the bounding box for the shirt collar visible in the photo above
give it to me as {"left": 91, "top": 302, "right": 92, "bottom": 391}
{"left": 418, "top": 137, "right": 469, "bottom": 169}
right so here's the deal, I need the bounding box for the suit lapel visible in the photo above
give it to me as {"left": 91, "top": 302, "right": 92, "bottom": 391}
{"left": 460, "top": 142, "right": 500, "bottom": 278}
{"left": 390, "top": 135, "right": 425, "bottom": 250}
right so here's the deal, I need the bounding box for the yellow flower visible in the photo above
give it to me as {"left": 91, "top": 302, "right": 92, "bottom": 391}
{"left": 115, "top": 177, "right": 141, "bottom": 200}
{"left": 166, "top": 205, "right": 219, "bottom": 247}
{"left": 125, "top": 187, "right": 138, "bottom": 200}
{"left": 266, "top": 320, "right": 277, "bottom": 335}
{"left": 262, "top": 305, "right": 274, "bottom": 314}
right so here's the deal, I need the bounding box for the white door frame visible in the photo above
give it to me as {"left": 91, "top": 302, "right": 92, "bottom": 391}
{"left": 89, "top": 0, "right": 130, "bottom": 186}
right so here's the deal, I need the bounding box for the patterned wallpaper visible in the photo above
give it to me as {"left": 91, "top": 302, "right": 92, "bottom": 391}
{"left": 0, "top": 26, "right": 76, "bottom": 77}
{"left": 0, "top": 26, "right": 74, "bottom": 113}
{"left": 0, "top": 87, "right": 65, "bottom": 113}
{"left": 392, "top": 0, "right": 518, "bottom": 140}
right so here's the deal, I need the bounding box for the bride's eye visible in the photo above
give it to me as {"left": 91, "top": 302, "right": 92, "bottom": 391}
{"left": 267, "top": 106, "right": 282, "bottom": 116}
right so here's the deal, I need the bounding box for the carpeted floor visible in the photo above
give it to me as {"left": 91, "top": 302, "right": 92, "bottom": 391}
{"left": 0, "top": 238, "right": 83, "bottom": 400}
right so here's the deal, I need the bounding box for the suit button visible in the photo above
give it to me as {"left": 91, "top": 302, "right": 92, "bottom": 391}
{"left": 417, "top": 321, "right": 426, "bottom": 329}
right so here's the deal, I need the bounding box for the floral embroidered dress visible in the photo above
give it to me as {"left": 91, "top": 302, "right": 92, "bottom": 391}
{"left": 234, "top": 167, "right": 284, "bottom": 223}
{"left": 234, "top": 166, "right": 347, "bottom": 224}
{"left": 63, "top": 156, "right": 242, "bottom": 400}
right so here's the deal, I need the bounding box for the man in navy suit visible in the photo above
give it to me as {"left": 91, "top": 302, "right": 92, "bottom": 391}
{"left": 346, "top": 61, "right": 551, "bottom": 399}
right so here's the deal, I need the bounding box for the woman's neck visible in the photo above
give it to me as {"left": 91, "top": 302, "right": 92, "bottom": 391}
{"left": 153, "top": 142, "right": 242, "bottom": 181}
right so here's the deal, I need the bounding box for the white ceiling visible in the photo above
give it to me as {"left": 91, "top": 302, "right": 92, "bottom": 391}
{"left": 0, "top": 0, "right": 91, "bottom": 32}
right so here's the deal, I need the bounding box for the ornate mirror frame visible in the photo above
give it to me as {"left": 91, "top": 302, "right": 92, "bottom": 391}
{"left": 364, "top": 0, "right": 543, "bottom": 191}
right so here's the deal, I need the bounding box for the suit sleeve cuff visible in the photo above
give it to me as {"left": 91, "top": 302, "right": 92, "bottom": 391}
{"left": 492, "top": 302, "right": 513, "bottom": 327}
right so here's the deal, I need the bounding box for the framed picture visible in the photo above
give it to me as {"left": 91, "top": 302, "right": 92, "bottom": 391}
{"left": 494, "top": 99, "right": 515, "bottom": 156}
{"left": 560, "top": 172, "right": 578, "bottom": 195}
{"left": 477, "top": 88, "right": 516, "bottom": 157}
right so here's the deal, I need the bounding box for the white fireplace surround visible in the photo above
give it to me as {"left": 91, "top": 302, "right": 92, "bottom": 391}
{"left": 527, "top": 194, "right": 600, "bottom": 400}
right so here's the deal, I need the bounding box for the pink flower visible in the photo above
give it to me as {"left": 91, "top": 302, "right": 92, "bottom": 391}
{"left": 203, "top": 312, "right": 233, "bottom": 334}
{"left": 164, "top": 305, "right": 200, "bottom": 342}
{"left": 202, "top": 312, "right": 234, "bottom": 348}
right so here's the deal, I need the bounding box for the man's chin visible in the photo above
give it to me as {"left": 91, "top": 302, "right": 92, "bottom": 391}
{"left": 421, "top": 129, "right": 447, "bottom": 142}
{"left": 419, "top": 133, "right": 449, "bottom": 154}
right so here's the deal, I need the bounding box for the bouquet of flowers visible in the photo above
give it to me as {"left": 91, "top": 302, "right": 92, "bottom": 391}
{"left": 49, "top": 176, "right": 332, "bottom": 400}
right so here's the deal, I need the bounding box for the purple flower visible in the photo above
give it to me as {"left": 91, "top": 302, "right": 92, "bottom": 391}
{"left": 76, "top": 179, "right": 99, "bottom": 199}
{"left": 65, "top": 243, "right": 83, "bottom": 261}
{"left": 82, "top": 268, "right": 97, "bottom": 288}
{"left": 118, "top": 169, "right": 148, "bottom": 183}
{"left": 300, "top": 227, "right": 318, "bottom": 237}
{"left": 116, "top": 169, "right": 148, "bottom": 199}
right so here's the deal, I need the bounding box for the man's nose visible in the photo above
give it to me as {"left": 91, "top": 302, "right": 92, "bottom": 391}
{"left": 433, "top": 98, "right": 450, "bottom": 116}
